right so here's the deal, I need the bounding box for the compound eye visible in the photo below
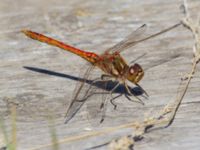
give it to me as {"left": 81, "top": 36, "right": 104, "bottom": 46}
{"left": 129, "top": 67, "right": 135, "bottom": 74}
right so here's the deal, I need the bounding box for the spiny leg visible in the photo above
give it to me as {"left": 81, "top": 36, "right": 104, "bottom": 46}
{"left": 99, "top": 78, "right": 121, "bottom": 122}
{"left": 108, "top": 82, "right": 122, "bottom": 109}
{"left": 101, "top": 74, "right": 121, "bottom": 109}
{"left": 100, "top": 78, "right": 121, "bottom": 110}
{"left": 125, "top": 94, "right": 144, "bottom": 105}
{"left": 101, "top": 75, "right": 147, "bottom": 106}
{"left": 110, "top": 93, "right": 123, "bottom": 110}
{"left": 99, "top": 82, "right": 119, "bottom": 109}
{"left": 124, "top": 82, "right": 145, "bottom": 105}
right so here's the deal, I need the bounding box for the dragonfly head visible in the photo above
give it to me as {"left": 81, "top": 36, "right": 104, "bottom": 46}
{"left": 127, "top": 63, "right": 144, "bottom": 84}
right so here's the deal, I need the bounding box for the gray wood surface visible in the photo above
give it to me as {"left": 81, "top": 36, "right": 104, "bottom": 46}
{"left": 0, "top": 0, "right": 200, "bottom": 149}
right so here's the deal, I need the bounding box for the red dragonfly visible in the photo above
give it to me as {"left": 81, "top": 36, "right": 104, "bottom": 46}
{"left": 22, "top": 22, "right": 181, "bottom": 123}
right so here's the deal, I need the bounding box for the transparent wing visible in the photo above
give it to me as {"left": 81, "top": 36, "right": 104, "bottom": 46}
{"left": 64, "top": 64, "right": 95, "bottom": 123}
{"left": 105, "top": 24, "right": 147, "bottom": 53}
{"left": 106, "top": 22, "right": 181, "bottom": 53}
{"left": 64, "top": 62, "right": 117, "bottom": 125}
{"left": 86, "top": 78, "right": 111, "bottom": 126}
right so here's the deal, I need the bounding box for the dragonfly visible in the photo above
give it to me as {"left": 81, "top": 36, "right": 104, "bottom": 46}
{"left": 22, "top": 22, "right": 181, "bottom": 124}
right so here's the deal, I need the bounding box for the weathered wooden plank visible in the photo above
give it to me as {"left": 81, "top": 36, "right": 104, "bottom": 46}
{"left": 0, "top": 0, "right": 200, "bottom": 149}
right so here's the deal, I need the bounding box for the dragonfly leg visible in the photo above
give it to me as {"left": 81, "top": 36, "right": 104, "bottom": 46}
{"left": 125, "top": 94, "right": 144, "bottom": 105}
{"left": 124, "top": 82, "right": 145, "bottom": 105}
{"left": 104, "top": 81, "right": 121, "bottom": 109}
{"left": 93, "top": 78, "right": 121, "bottom": 110}
{"left": 110, "top": 93, "right": 123, "bottom": 110}
{"left": 99, "top": 80, "right": 120, "bottom": 123}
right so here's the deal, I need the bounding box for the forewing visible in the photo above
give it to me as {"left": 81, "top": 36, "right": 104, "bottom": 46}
{"left": 105, "top": 24, "right": 147, "bottom": 53}
{"left": 106, "top": 23, "right": 181, "bottom": 53}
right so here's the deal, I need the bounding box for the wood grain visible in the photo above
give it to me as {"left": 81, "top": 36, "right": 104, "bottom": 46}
{"left": 0, "top": 0, "right": 200, "bottom": 149}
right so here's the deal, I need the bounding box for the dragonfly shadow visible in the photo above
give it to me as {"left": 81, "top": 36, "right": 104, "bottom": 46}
{"left": 91, "top": 80, "right": 143, "bottom": 96}
{"left": 23, "top": 66, "right": 144, "bottom": 96}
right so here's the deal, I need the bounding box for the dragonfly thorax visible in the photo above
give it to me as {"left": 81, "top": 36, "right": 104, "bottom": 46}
{"left": 97, "top": 53, "right": 129, "bottom": 77}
